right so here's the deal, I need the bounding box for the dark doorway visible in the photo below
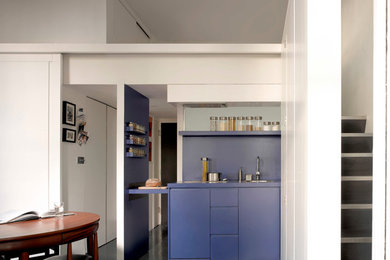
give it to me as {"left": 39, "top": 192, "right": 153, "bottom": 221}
{"left": 161, "top": 123, "right": 177, "bottom": 227}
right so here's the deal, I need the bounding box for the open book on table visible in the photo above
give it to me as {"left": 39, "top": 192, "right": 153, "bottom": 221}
{"left": 0, "top": 210, "right": 74, "bottom": 224}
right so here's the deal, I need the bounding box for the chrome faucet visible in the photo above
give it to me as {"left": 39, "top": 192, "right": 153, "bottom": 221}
{"left": 255, "top": 156, "right": 261, "bottom": 180}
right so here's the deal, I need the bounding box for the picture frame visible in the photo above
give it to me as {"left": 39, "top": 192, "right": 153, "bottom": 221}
{"left": 62, "top": 128, "right": 76, "bottom": 143}
{"left": 62, "top": 101, "right": 76, "bottom": 126}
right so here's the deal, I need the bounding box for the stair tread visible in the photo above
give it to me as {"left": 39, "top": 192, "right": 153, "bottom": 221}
{"left": 342, "top": 116, "right": 367, "bottom": 120}
{"left": 341, "top": 237, "right": 372, "bottom": 243}
{"left": 342, "top": 153, "right": 372, "bottom": 157}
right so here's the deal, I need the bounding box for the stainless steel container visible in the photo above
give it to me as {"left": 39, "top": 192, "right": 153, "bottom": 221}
{"left": 208, "top": 172, "right": 221, "bottom": 182}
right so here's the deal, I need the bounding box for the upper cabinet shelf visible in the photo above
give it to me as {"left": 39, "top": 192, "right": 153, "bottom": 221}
{"left": 179, "top": 131, "right": 281, "bottom": 137}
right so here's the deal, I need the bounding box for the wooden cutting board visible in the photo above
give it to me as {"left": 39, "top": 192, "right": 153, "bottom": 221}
{"left": 138, "top": 186, "right": 167, "bottom": 189}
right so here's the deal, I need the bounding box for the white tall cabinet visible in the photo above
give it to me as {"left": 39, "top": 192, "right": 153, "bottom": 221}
{"left": 0, "top": 54, "right": 61, "bottom": 213}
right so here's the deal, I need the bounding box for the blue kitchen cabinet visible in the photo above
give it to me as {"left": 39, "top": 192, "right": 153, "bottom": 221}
{"left": 211, "top": 235, "right": 239, "bottom": 260}
{"left": 239, "top": 188, "right": 280, "bottom": 260}
{"left": 169, "top": 189, "right": 210, "bottom": 259}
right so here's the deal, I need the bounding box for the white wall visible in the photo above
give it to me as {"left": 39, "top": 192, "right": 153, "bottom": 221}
{"left": 106, "top": 0, "right": 151, "bottom": 43}
{"left": 342, "top": 0, "right": 373, "bottom": 133}
{"left": 282, "top": 1, "right": 341, "bottom": 260}
{"left": 0, "top": 0, "right": 106, "bottom": 43}
{"left": 0, "top": 54, "right": 61, "bottom": 214}
{"left": 63, "top": 53, "right": 281, "bottom": 85}
{"left": 62, "top": 86, "right": 117, "bottom": 251}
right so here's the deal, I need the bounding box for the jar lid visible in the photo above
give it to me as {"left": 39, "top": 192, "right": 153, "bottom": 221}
{"left": 219, "top": 116, "right": 227, "bottom": 120}
{"left": 272, "top": 121, "right": 280, "bottom": 125}
{"left": 254, "top": 116, "right": 263, "bottom": 120}
{"left": 236, "top": 116, "right": 244, "bottom": 120}
{"left": 210, "top": 116, "right": 218, "bottom": 120}
{"left": 201, "top": 157, "right": 209, "bottom": 161}
{"left": 264, "top": 121, "right": 271, "bottom": 125}
{"left": 228, "top": 116, "right": 236, "bottom": 120}
{"left": 246, "top": 116, "right": 254, "bottom": 120}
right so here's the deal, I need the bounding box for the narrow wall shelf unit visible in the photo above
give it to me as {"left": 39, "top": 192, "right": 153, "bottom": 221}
{"left": 179, "top": 131, "right": 281, "bottom": 137}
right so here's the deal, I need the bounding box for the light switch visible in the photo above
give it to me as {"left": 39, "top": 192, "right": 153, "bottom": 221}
{"left": 77, "top": 157, "right": 85, "bottom": 164}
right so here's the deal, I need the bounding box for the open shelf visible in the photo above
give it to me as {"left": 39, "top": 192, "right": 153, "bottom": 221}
{"left": 125, "top": 126, "right": 146, "bottom": 135}
{"left": 125, "top": 139, "right": 146, "bottom": 146}
{"left": 128, "top": 189, "right": 169, "bottom": 194}
{"left": 179, "top": 131, "right": 281, "bottom": 137}
{"left": 125, "top": 152, "right": 146, "bottom": 158}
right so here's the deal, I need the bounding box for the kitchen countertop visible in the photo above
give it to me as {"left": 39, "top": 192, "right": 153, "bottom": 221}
{"left": 167, "top": 180, "right": 281, "bottom": 188}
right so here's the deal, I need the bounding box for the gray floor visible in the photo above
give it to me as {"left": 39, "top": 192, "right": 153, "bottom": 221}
{"left": 98, "top": 225, "right": 168, "bottom": 260}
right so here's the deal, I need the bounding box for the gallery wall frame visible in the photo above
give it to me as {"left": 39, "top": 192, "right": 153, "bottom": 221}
{"left": 62, "top": 101, "right": 76, "bottom": 126}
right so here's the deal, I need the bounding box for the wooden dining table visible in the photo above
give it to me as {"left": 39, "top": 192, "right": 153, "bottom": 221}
{"left": 0, "top": 212, "right": 100, "bottom": 260}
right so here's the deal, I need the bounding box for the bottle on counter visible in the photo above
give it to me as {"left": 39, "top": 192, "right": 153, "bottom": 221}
{"left": 237, "top": 116, "right": 245, "bottom": 131}
{"left": 254, "top": 116, "right": 263, "bottom": 131}
{"left": 228, "top": 116, "right": 236, "bottom": 131}
{"left": 219, "top": 116, "right": 227, "bottom": 131}
{"left": 210, "top": 116, "right": 218, "bottom": 131}
{"left": 246, "top": 116, "right": 254, "bottom": 131}
{"left": 263, "top": 121, "right": 272, "bottom": 131}
{"left": 201, "top": 157, "right": 209, "bottom": 182}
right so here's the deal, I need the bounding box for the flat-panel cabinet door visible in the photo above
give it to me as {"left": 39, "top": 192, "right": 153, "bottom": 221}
{"left": 170, "top": 189, "right": 210, "bottom": 259}
{"left": 211, "top": 235, "right": 238, "bottom": 260}
{"left": 239, "top": 188, "right": 280, "bottom": 260}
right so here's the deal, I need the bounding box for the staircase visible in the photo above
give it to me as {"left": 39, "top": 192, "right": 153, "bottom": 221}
{"left": 341, "top": 116, "right": 372, "bottom": 260}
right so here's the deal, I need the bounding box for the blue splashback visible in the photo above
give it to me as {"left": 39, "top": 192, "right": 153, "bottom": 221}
{"left": 123, "top": 85, "right": 149, "bottom": 259}
{"left": 182, "top": 135, "right": 281, "bottom": 181}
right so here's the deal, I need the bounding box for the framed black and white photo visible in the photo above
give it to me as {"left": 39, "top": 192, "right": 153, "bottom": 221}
{"left": 62, "top": 101, "right": 76, "bottom": 126}
{"left": 62, "top": 128, "right": 76, "bottom": 143}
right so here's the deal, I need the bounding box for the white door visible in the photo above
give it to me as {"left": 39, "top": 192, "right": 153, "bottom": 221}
{"left": 0, "top": 55, "right": 61, "bottom": 213}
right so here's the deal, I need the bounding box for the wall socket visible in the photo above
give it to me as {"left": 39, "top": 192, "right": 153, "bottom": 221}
{"left": 77, "top": 157, "right": 85, "bottom": 164}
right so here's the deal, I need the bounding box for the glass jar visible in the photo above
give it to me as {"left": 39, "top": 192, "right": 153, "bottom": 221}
{"left": 219, "top": 116, "right": 228, "bottom": 131}
{"left": 263, "top": 121, "right": 272, "bottom": 131}
{"left": 237, "top": 116, "right": 245, "bottom": 131}
{"left": 272, "top": 121, "right": 280, "bottom": 131}
{"left": 228, "top": 116, "right": 236, "bottom": 131}
{"left": 254, "top": 116, "right": 263, "bottom": 131}
{"left": 210, "top": 116, "right": 218, "bottom": 131}
{"left": 246, "top": 116, "right": 254, "bottom": 131}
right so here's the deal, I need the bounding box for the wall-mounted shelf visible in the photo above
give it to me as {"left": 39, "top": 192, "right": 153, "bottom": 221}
{"left": 179, "top": 131, "right": 281, "bottom": 137}
{"left": 128, "top": 189, "right": 169, "bottom": 195}
{"left": 125, "top": 139, "right": 146, "bottom": 146}
{"left": 125, "top": 126, "right": 146, "bottom": 135}
{"left": 126, "top": 152, "right": 146, "bottom": 158}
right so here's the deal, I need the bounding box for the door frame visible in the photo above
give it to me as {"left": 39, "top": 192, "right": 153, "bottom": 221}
{"left": 157, "top": 119, "right": 177, "bottom": 225}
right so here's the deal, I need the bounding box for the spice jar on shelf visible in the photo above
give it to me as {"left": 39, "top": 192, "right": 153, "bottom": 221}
{"left": 210, "top": 116, "right": 218, "bottom": 131}
{"left": 219, "top": 116, "right": 228, "bottom": 131}
{"left": 237, "top": 116, "right": 245, "bottom": 131}
{"left": 272, "top": 121, "right": 280, "bottom": 131}
{"left": 263, "top": 121, "right": 272, "bottom": 131}
{"left": 228, "top": 116, "right": 236, "bottom": 131}
{"left": 246, "top": 116, "right": 254, "bottom": 131}
{"left": 254, "top": 116, "right": 263, "bottom": 131}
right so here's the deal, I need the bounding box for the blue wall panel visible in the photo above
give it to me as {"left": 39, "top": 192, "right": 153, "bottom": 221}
{"left": 182, "top": 136, "right": 281, "bottom": 181}
{"left": 123, "top": 85, "right": 149, "bottom": 259}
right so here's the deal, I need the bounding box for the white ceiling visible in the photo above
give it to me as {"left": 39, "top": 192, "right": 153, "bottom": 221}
{"left": 126, "top": 0, "right": 288, "bottom": 43}
{"left": 66, "top": 84, "right": 177, "bottom": 119}
{"left": 66, "top": 85, "right": 117, "bottom": 108}
{"left": 130, "top": 85, "right": 177, "bottom": 119}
